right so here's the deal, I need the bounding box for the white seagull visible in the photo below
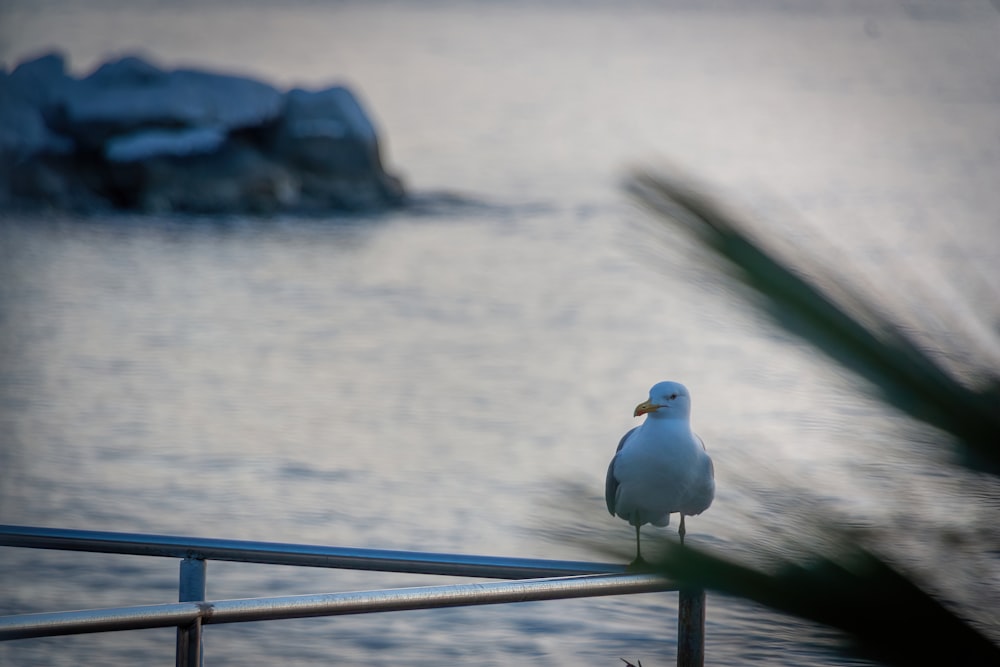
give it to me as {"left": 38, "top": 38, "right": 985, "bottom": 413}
{"left": 605, "top": 381, "right": 715, "bottom": 563}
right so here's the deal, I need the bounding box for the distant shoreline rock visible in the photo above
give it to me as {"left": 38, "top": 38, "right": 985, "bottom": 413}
{"left": 0, "top": 52, "right": 405, "bottom": 215}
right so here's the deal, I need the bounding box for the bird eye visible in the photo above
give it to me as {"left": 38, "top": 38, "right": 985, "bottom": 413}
{"left": 669, "top": 393, "right": 677, "bottom": 400}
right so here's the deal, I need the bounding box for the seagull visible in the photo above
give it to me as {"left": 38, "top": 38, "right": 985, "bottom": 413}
{"left": 605, "top": 381, "right": 715, "bottom": 564}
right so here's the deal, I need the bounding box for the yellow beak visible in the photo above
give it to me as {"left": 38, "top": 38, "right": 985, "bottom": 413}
{"left": 633, "top": 400, "right": 660, "bottom": 417}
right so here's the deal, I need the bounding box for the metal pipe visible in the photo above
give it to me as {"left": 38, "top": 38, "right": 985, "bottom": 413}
{"left": 677, "top": 587, "right": 706, "bottom": 667}
{"left": 176, "top": 558, "right": 206, "bottom": 667}
{"left": 178, "top": 558, "right": 207, "bottom": 603}
{"left": 0, "top": 525, "right": 622, "bottom": 579}
{"left": 0, "top": 603, "right": 202, "bottom": 640}
{"left": 0, "top": 573, "right": 675, "bottom": 641}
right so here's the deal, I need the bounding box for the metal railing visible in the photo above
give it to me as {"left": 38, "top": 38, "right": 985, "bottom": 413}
{"left": 0, "top": 525, "right": 705, "bottom": 666}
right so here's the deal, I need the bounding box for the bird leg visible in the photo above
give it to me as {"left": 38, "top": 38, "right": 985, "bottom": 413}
{"left": 678, "top": 515, "right": 686, "bottom": 545}
{"left": 628, "top": 524, "right": 647, "bottom": 569}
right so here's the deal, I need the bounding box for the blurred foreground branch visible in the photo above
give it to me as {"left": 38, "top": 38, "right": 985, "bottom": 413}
{"left": 655, "top": 542, "right": 1000, "bottom": 667}
{"left": 626, "top": 170, "right": 1000, "bottom": 475}
{"left": 617, "top": 170, "right": 1000, "bottom": 665}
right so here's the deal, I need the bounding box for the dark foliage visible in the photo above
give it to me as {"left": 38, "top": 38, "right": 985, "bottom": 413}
{"left": 626, "top": 171, "right": 1000, "bottom": 473}
{"left": 622, "top": 170, "right": 1000, "bottom": 666}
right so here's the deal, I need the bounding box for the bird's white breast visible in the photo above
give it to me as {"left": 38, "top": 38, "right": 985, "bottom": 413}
{"left": 613, "top": 419, "right": 712, "bottom": 516}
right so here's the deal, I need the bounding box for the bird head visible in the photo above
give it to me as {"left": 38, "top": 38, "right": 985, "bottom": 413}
{"left": 633, "top": 381, "right": 691, "bottom": 419}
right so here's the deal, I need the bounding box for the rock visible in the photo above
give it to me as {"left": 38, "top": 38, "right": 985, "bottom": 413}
{"left": 276, "top": 86, "right": 381, "bottom": 173}
{"left": 7, "top": 52, "right": 71, "bottom": 107}
{"left": 0, "top": 99, "right": 59, "bottom": 161}
{"left": 87, "top": 55, "right": 166, "bottom": 87}
{"left": 105, "top": 126, "right": 227, "bottom": 162}
{"left": 136, "top": 142, "right": 299, "bottom": 214}
{"left": 48, "top": 55, "right": 284, "bottom": 150}
{"left": 168, "top": 69, "right": 285, "bottom": 130}
{"left": 294, "top": 170, "right": 399, "bottom": 211}
{"left": 1, "top": 51, "right": 405, "bottom": 214}
{"left": 0, "top": 53, "right": 75, "bottom": 161}
{"left": 8, "top": 153, "right": 115, "bottom": 212}
{"left": 274, "top": 86, "right": 404, "bottom": 210}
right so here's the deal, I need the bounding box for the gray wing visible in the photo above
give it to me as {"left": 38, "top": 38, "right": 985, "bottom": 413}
{"left": 687, "top": 434, "right": 716, "bottom": 515}
{"left": 696, "top": 433, "right": 715, "bottom": 482}
{"left": 605, "top": 427, "right": 638, "bottom": 516}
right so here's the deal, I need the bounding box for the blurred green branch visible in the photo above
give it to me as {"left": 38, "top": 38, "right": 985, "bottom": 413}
{"left": 656, "top": 541, "right": 1000, "bottom": 667}
{"left": 618, "top": 169, "right": 1000, "bottom": 665}
{"left": 626, "top": 170, "right": 1000, "bottom": 474}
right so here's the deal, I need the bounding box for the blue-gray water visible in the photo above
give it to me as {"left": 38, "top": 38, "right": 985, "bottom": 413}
{"left": 2, "top": 2, "right": 999, "bottom": 665}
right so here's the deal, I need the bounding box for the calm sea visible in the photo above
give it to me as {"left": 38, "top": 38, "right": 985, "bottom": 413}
{"left": 1, "top": 1, "right": 998, "bottom": 665}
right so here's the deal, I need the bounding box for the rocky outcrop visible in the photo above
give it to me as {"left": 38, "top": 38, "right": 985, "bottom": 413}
{"left": 0, "top": 52, "right": 405, "bottom": 214}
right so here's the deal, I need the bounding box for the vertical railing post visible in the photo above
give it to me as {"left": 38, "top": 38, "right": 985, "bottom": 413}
{"left": 176, "top": 557, "right": 206, "bottom": 667}
{"left": 677, "top": 587, "right": 705, "bottom": 667}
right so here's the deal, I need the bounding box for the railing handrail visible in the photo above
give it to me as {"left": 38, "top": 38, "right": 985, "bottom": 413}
{"left": 0, "top": 524, "right": 703, "bottom": 667}
{"left": 0, "top": 572, "right": 675, "bottom": 641}
{"left": 0, "top": 524, "right": 625, "bottom": 579}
